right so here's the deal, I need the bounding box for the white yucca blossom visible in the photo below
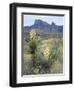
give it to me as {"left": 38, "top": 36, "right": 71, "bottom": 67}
{"left": 43, "top": 46, "right": 49, "bottom": 60}
{"left": 30, "top": 29, "right": 36, "bottom": 39}
{"left": 41, "top": 43, "right": 50, "bottom": 60}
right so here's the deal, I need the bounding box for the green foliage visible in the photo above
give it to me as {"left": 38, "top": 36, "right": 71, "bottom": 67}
{"left": 29, "top": 40, "right": 37, "bottom": 54}
{"left": 33, "top": 68, "right": 39, "bottom": 74}
{"left": 48, "top": 47, "right": 59, "bottom": 66}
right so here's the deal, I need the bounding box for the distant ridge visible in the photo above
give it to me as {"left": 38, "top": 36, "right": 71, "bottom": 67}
{"left": 23, "top": 19, "right": 63, "bottom": 33}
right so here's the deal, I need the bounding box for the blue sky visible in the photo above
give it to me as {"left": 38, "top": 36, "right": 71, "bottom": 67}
{"left": 23, "top": 15, "right": 64, "bottom": 26}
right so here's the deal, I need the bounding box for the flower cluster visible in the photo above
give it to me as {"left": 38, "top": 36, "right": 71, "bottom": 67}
{"left": 43, "top": 46, "right": 49, "bottom": 60}
{"left": 41, "top": 43, "right": 50, "bottom": 60}
{"left": 30, "top": 29, "right": 36, "bottom": 40}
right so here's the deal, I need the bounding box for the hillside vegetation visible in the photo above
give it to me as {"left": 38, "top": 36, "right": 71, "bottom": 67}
{"left": 22, "top": 29, "right": 63, "bottom": 75}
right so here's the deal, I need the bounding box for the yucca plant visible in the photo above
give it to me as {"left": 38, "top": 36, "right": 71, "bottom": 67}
{"left": 29, "top": 29, "right": 40, "bottom": 74}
